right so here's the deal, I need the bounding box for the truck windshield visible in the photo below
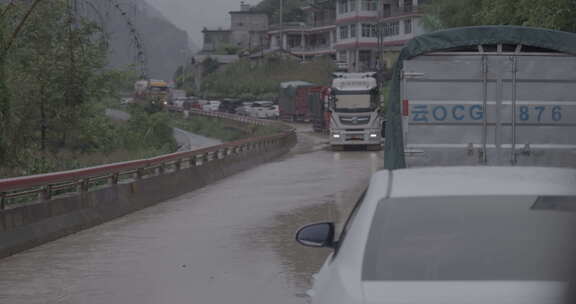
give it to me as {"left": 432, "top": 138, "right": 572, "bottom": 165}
{"left": 333, "top": 90, "right": 376, "bottom": 113}
{"left": 363, "top": 195, "right": 576, "bottom": 281}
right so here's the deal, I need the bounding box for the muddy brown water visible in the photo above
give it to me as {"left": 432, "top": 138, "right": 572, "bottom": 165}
{"left": 0, "top": 126, "right": 383, "bottom": 304}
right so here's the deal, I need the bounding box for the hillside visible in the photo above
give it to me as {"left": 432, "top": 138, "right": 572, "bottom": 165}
{"left": 200, "top": 57, "right": 335, "bottom": 99}
{"left": 90, "top": 0, "right": 190, "bottom": 80}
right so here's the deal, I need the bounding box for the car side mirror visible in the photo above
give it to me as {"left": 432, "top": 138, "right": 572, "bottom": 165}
{"left": 295, "top": 222, "right": 336, "bottom": 248}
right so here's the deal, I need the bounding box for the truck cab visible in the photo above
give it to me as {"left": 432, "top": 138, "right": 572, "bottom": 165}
{"left": 329, "top": 73, "right": 383, "bottom": 151}
{"left": 133, "top": 79, "right": 169, "bottom": 112}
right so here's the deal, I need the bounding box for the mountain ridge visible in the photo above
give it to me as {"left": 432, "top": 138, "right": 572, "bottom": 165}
{"left": 94, "top": 0, "right": 191, "bottom": 80}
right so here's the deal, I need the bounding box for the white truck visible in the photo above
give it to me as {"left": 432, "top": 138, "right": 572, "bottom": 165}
{"left": 385, "top": 26, "right": 576, "bottom": 169}
{"left": 329, "top": 73, "right": 383, "bottom": 151}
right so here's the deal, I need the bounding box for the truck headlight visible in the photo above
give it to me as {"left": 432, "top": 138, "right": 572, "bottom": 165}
{"left": 370, "top": 133, "right": 378, "bottom": 138}
{"left": 332, "top": 134, "right": 341, "bottom": 139}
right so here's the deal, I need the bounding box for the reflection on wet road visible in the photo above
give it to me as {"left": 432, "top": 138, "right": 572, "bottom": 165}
{"left": 0, "top": 128, "right": 383, "bottom": 304}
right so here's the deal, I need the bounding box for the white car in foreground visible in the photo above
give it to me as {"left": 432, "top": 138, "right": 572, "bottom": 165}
{"left": 296, "top": 167, "right": 576, "bottom": 304}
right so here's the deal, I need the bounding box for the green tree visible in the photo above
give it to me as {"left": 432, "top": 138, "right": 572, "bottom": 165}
{"left": 421, "top": 0, "right": 480, "bottom": 30}
{"left": 423, "top": 0, "right": 576, "bottom": 32}
{"left": 0, "top": 0, "right": 133, "bottom": 172}
{"left": 5, "top": 0, "right": 108, "bottom": 152}
{"left": 174, "top": 65, "right": 184, "bottom": 88}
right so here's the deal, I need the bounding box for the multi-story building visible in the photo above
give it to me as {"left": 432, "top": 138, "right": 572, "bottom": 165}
{"left": 229, "top": 6, "right": 269, "bottom": 50}
{"left": 201, "top": 27, "right": 231, "bottom": 54}
{"left": 335, "top": 0, "right": 426, "bottom": 72}
{"left": 201, "top": 2, "right": 268, "bottom": 54}
{"left": 266, "top": 0, "right": 337, "bottom": 60}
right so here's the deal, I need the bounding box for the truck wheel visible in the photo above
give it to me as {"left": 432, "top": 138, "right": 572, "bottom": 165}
{"left": 367, "top": 144, "right": 382, "bottom": 151}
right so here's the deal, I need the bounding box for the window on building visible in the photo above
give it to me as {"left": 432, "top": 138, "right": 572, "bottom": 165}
{"left": 349, "top": 0, "right": 357, "bottom": 11}
{"left": 319, "top": 12, "right": 324, "bottom": 24}
{"left": 338, "top": 0, "right": 348, "bottom": 14}
{"left": 338, "top": 50, "right": 348, "bottom": 62}
{"left": 361, "top": 23, "right": 377, "bottom": 38}
{"left": 359, "top": 50, "right": 372, "bottom": 70}
{"left": 404, "top": 19, "right": 412, "bottom": 34}
{"left": 371, "top": 24, "right": 378, "bottom": 37}
{"left": 313, "top": 33, "right": 326, "bottom": 46}
{"left": 382, "top": 4, "right": 391, "bottom": 17}
{"left": 391, "top": 21, "right": 400, "bottom": 35}
{"left": 339, "top": 25, "right": 349, "bottom": 39}
{"left": 350, "top": 24, "right": 357, "bottom": 38}
{"left": 383, "top": 21, "right": 399, "bottom": 37}
{"left": 361, "top": 0, "right": 378, "bottom": 11}
{"left": 404, "top": 0, "right": 413, "bottom": 12}
{"left": 288, "top": 35, "right": 302, "bottom": 49}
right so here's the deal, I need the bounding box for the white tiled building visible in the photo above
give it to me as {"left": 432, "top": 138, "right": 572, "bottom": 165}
{"left": 335, "top": 0, "right": 426, "bottom": 71}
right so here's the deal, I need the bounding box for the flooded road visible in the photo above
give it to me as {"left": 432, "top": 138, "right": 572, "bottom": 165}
{"left": 0, "top": 126, "right": 383, "bottom": 304}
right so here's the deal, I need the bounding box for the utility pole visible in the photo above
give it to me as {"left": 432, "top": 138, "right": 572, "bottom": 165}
{"left": 279, "top": 0, "right": 283, "bottom": 50}
{"left": 377, "top": 0, "right": 385, "bottom": 92}
{"left": 353, "top": 0, "right": 359, "bottom": 72}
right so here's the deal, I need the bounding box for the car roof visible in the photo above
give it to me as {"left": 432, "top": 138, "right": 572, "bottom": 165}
{"left": 369, "top": 167, "right": 576, "bottom": 198}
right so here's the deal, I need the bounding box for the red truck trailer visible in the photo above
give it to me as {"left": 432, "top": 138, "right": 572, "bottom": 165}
{"left": 278, "top": 81, "right": 316, "bottom": 122}
{"left": 308, "top": 86, "right": 330, "bottom": 133}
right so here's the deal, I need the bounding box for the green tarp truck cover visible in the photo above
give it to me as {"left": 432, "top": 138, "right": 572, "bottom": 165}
{"left": 384, "top": 26, "right": 576, "bottom": 169}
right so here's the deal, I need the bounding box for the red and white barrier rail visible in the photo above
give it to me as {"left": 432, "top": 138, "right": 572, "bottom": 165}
{"left": 0, "top": 110, "right": 295, "bottom": 209}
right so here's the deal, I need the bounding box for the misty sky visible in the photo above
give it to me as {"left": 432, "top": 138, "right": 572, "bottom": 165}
{"left": 145, "top": 0, "right": 262, "bottom": 50}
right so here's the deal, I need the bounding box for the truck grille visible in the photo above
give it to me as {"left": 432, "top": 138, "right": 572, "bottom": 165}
{"left": 339, "top": 116, "right": 370, "bottom": 125}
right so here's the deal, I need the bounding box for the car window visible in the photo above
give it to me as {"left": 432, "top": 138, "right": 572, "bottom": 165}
{"left": 334, "top": 190, "right": 367, "bottom": 254}
{"left": 363, "top": 195, "right": 576, "bottom": 281}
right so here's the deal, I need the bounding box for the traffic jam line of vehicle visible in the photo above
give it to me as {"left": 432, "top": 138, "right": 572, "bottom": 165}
{"left": 294, "top": 26, "right": 576, "bottom": 304}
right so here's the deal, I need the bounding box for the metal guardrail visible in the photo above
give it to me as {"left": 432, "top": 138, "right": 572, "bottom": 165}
{"left": 0, "top": 108, "right": 295, "bottom": 210}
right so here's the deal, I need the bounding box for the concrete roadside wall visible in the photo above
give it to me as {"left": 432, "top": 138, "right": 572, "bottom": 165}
{"left": 0, "top": 133, "right": 296, "bottom": 259}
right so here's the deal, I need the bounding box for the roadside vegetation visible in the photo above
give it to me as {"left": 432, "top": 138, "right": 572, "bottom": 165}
{"left": 200, "top": 57, "right": 334, "bottom": 100}
{"left": 0, "top": 102, "right": 177, "bottom": 178}
{"left": 0, "top": 1, "right": 175, "bottom": 178}
{"left": 422, "top": 0, "right": 576, "bottom": 32}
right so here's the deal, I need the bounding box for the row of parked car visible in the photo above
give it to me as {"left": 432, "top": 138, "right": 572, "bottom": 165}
{"left": 170, "top": 97, "right": 279, "bottom": 119}
{"left": 235, "top": 101, "right": 279, "bottom": 119}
